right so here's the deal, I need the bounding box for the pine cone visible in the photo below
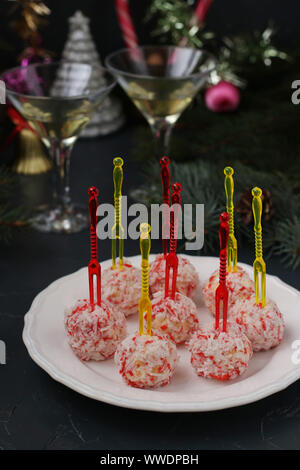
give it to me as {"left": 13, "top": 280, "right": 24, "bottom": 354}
{"left": 237, "top": 188, "right": 273, "bottom": 225}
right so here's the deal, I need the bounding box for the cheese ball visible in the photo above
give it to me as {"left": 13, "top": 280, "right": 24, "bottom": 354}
{"left": 202, "top": 266, "right": 254, "bottom": 316}
{"left": 188, "top": 323, "right": 253, "bottom": 380}
{"left": 231, "top": 292, "right": 285, "bottom": 351}
{"left": 115, "top": 333, "right": 178, "bottom": 388}
{"left": 65, "top": 299, "right": 127, "bottom": 361}
{"left": 102, "top": 259, "right": 141, "bottom": 316}
{"left": 150, "top": 291, "right": 199, "bottom": 344}
{"left": 149, "top": 254, "right": 199, "bottom": 300}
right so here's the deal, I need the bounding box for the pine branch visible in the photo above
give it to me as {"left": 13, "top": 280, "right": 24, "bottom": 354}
{"left": 0, "top": 166, "right": 29, "bottom": 242}
{"left": 132, "top": 151, "right": 300, "bottom": 265}
{"left": 272, "top": 217, "right": 300, "bottom": 270}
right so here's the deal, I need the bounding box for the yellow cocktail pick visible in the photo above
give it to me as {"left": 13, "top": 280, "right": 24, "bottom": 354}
{"left": 112, "top": 157, "right": 125, "bottom": 270}
{"left": 252, "top": 187, "right": 266, "bottom": 307}
{"left": 224, "top": 166, "right": 237, "bottom": 272}
{"left": 139, "top": 223, "right": 152, "bottom": 336}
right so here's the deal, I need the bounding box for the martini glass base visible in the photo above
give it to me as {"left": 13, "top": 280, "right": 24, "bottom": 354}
{"left": 30, "top": 203, "right": 89, "bottom": 234}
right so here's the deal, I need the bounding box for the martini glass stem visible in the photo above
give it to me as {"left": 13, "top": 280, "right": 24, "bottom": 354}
{"left": 50, "top": 139, "right": 73, "bottom": 209}
{"left": 150, "top": 119, "right": 173, "bottom": 158}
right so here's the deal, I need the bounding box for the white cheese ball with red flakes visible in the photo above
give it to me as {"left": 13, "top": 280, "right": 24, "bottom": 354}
{"left": 102, "top": 260, "right": 141, "bottom": 316}
{"left": 65, "top": 299, "right": 127, "bottom": 361}
{"left": 150, "top": 291, "right": 199, "bottom": 344}
{"left": 202, "top": 266, "right": 254, "bottom": 315}
{"left": 231, "top": 292, "right": 285, "bottom": 351}
{"left": 188, "top": 324, "right": 253, "bottom": 380}
{"left": 149, "top": 254, "right": 199, "bottom": 300}
{"left": 115, "top": 333, "right": 178, "bottom": 388}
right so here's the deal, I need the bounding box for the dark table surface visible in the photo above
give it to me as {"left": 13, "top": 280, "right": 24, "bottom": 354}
{"left": 1, "top": 126, "right": 300, "bottom": 450}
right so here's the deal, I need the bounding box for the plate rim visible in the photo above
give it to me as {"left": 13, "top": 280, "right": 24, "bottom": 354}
{"left": 23, "top": 255, "right": 300, "bottom": 413}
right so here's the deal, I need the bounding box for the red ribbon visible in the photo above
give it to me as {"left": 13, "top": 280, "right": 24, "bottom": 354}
{"left": 1, "top": 106, "right": 37, "bottom": 152}
{"left": 193, "top": 0, "right": 213, "bottom": 24}
{"left": 114, "top": 0, "right": 139, "bottom": 49}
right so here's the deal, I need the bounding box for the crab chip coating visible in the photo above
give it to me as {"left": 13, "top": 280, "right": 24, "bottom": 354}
{"left": 65, "top": 299, "right": 127, "bottom": 361}
{"left": 115, "top": 333, "right": 178, "bottom": 389}
{"left": 188, "top": 323, "right": 253, "bottom": 381}
{"left": 102, "top": 259, "right": 141, "bottom": 316}
{"left": 231, "top": 292, "right": 285, "bottom": 352}
{"left": 202, "top": 266, "right": 254, "bottom": 316}
{"left": 150, "top": 291, "right": 199, "bottom": 344}
{"left": 149, "top": 254, "right": 199, "bottom": 300}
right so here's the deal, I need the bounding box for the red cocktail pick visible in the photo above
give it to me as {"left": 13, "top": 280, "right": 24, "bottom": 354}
{"left": 88, "top": 186, "right": 101, "bottom": 310}
{"left": 165, "top": 182, "right": 182, "bottom": 299}
{"left": 160, "top": 156, "right": 171, "bottom": 258}
{"left": 215, "top": 212, "right": 230, "bottom": 332}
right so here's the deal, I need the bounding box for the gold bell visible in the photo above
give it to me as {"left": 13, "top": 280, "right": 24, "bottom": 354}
{"left": 12, "top": 128, "right": 52, "bottom": 175}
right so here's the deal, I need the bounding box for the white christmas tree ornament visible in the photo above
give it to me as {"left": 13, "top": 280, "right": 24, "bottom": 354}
{"left": 59, "top": 10, "right": 124, "bottom": 137}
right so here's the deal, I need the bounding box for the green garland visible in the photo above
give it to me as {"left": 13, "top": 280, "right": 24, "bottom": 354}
{"left": 145, "top": 0, "right": 214, "bottom": 49}
{"left": 0, "top": 166, "right": 28, "bottom": 241}
{"left": 146, "top": 1, "right": 289, "bottom": 86}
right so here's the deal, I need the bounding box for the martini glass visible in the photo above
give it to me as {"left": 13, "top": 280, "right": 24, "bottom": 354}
{"left": 106, "top": 46, "right": 215, "bottom": 158}
{"left": 2, "top": 62, "right": 116, "bottom": 233}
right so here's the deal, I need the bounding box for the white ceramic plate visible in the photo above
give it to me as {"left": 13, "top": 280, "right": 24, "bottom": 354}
{"left": 23, "top": 255, "right": 300, "bottom": 412}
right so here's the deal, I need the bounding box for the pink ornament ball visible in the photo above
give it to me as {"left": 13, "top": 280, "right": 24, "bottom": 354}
{"left": 65, "top": 299, "right": 127, "bottom": 361}
{"left": 205, "top": 81, "right": 240, "bottom": 112}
